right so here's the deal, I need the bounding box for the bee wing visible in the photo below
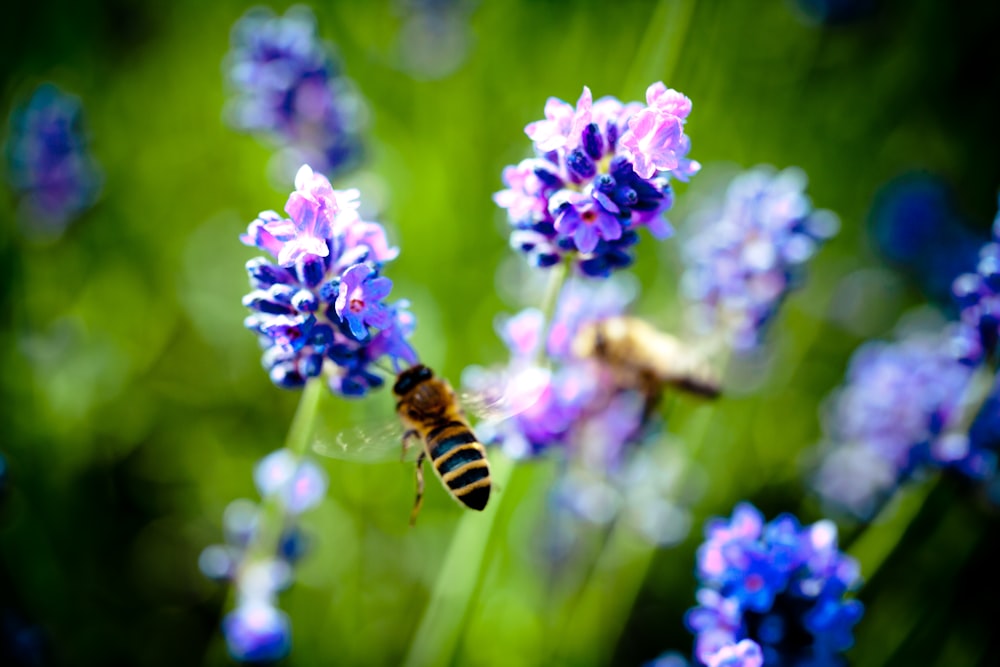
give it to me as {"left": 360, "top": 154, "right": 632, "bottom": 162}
{"left": 459, "top": 363, "right": 551, "bottom": 424}
{"left": 311, "top": 419, "right": 422, "bottom": 463}
{"left": 645, "top": 332, "right": 722, "bottom": 398}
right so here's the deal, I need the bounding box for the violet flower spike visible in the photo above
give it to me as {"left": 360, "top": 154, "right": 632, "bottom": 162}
{"left": 241, "top": 164, "right": 416, "bottom": 396}
{"left": 496, "top": 81, "right": 697, "bottom": 277}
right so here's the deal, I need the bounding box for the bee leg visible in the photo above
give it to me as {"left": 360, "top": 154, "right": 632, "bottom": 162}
{"left": 410, "top": 451, "right": 426, "bottom": 526}
{"left": 401, "top": 429, "right": 418, "bottom": 461}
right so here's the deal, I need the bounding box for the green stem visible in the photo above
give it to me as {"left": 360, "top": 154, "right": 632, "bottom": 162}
{"left": 535, "top": 257, "right": 570, "bottom": 368}
{"left": 402, "top": 454, "right": 515, "bottom": 667}
{"left": 245, "top": 378, "right": 325, "bottom": 566}
{"left": 403, "top": 264, "right": 571, "bottom": 667}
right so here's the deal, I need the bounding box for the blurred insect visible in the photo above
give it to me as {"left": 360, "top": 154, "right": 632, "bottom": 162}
{"left": 314, "top": 363, "right": 547, "bottom": 524}
{"left": 572, "top": 315, "right": 721, "bottom": 414}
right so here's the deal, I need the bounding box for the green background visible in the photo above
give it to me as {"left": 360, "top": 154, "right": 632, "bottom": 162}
{"left": 2, "top": 0, "right": 999, "bottom": 665}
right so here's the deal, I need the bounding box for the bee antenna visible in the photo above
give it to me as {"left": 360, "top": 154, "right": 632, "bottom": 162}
{"left": 371, "top": 360, "right": 399, "bottom": 377}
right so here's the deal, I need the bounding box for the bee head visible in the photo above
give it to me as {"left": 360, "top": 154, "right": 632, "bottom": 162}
{"left": 571, "top": 321, "right": 606, "bottom": 359}
{"left": 393, "top": 364, "right": 434, "bottom": 396}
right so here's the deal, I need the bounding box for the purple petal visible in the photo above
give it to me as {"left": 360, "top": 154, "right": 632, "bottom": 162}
{"left": 594, "top": 212, "right": 622, "bottom": 240}
{"left": 365, "top": 302, "right": 393, "bottom": 330}
{"left": 364, "top": 276, "right": 393, "bottom": 301}
{"left": 574, "top": 224, "right": 599, "bottom": 254}
{"left": 345, "top": 312, "right": 367, "bottom": 339}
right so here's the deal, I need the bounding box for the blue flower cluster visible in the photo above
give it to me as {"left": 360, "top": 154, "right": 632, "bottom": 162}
{"left": 685, "top": 504, "right": 863, "bottom": 667}
{"left": 242, "top": 165, "right": 416, "bottom": 396}
{"left": 4, "top": 84, "right": 101, "bottom": 234}
{"left": 200, "top": 449, "right": 328, "bottom": 662}
{"left": 812, "top": 333, "right": 995, "bottom": 518}
{"left": 681, "top": 167, "right": 838, "bottom": 351}
{"left": 495, "top": 82, "right": 699, "bottom": 277}
{"left": 814, "top": 200, "right": 1000, "bottom": 518}
{"left": 225, "top": 7, "right": 363, "bottom": 176}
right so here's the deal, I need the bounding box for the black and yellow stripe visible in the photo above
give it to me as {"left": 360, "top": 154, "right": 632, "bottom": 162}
{"left": 427, "top": 421, "right": 491, "bottom": 511}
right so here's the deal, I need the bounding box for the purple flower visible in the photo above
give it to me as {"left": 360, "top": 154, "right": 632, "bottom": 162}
{"left": 525, "top": 87, "right": 593, "bottom": 153}
{"left": 480, "top": 277, "right": 638, "bottom": 458}
{"left": 4, "top": 84, "right": 101, "bottom": 234}
{"left": 242, "top": 165, "right": 415, "bottom": 395}
{"left": 686, "top": 504, "right": 863, "bottom": 667}
{"left": 813, "top": 331, "right": 998, "bottom": 518}
{"left": 706, "top": 640, "right": 764, "bottom": 667}
{"left": 203, "top": 446, "right": 330, "bottom": 663}
{"left": 222, "top": 602, "right": 292, "bottom": 663}
{"left": 951, "top": 198, "right": 1000, "bottom": 364}
{"left": 681, "top": 166, "right": 838, "bottom": 351}
{"left": 225, "top": 6, "right": 363, "bottom": 175}
{"left": 335, "top": 263, "right": 394, "bottom": 339}
{"left": 553, "top": 192, "right": 623, "bottom": 254}
{"left": 496, "top": 81, "right": 698, "bottom": 277}
{"left": 254, "top": 449, "right": 329, "bottom": 515}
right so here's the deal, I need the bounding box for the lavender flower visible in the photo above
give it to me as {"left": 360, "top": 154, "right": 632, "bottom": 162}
{"left": 681, "top": 166, "right": 838, "bottom": 351}
{"left": 225, "top": 6, "right": 363, "bottom": 176}
{"left": 480, "top": 277, "right": 640, "bottom": 459}
{"left": 4, "top": 84, "right": 101, "bottom": 234}
{"left": 495, "top": 82, "right": 698, "bottom": 277}
{"left": 685, "top": 504, "right": 864, "bottom": 667}
{"left": 242, "top": 164, "right": 416, "bottom": 395}
{"left": 951, "top": 198, "right": 1000, "bottom": 364}
{"left": 813, "top": 333, "right": 996, "bottom": 518}
{"left": 201, "top": 450, "right": 327, "bottom": 662}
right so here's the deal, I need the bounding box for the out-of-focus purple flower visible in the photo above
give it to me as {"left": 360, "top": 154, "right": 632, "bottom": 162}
{"left": 812, "top": 332, "right": 997, "bottom": 518}
{"left": 681, "top": 166, "right": 838, "bottom": 351}
{"left": 685, "top": 504, "right": 863, "bottom": 667}
{"left": 495, "top": 81, "right": 699, "bottom": 278}
{"left": 482, "top": 277, "right": 639, "bottom": 458}
{"left": 951, "top": 199, "right": 1000, "bottom": 365}
{"left": 479, "top": 276, "right": 684, "bottom": 549}
{"left": 705, "top": 639, "right": 763, "bottom": 667}
{"left": 222, "top": 602, "right": 292, "bottom": 663}
{"left": 203, "top": 448, "right": 327, "bottom": 663}
{"left": 225, "top": 6, "right": 363, "bottom": 176}
{"left": 242, "top": 165, "right": 415, "bottom": 396}
{"left": 254, "top": 449, "right": 329, "bottom": 515}
{"left": 4, "top": 84, "right": 101, "bottom": 234}
{"left": 868, "top": 173, "right": 983, "bottom": 304}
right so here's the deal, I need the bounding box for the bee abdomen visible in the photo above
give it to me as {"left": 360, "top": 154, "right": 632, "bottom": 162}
{"left": 429, "top": 426, "right": 491, "bottom": 511}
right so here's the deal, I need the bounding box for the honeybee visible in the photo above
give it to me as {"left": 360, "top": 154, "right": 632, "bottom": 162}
{"left": 393, "top": 364, "right": 490, "bottom": 523}
{"left": 572, "top": 316, "right": 722, "bottom": 411}
{"left": 314, "top": 363, "right": 546, "bottom": 524}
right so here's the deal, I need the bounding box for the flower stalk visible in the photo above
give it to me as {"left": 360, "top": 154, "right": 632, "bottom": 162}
{"left": 244, "top": 377, "right": 325, "bottom": 565}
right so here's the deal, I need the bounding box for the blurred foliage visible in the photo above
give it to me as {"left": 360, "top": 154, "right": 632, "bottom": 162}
{"left": 1, "top": 0, "right": 999, "bottom": 666}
